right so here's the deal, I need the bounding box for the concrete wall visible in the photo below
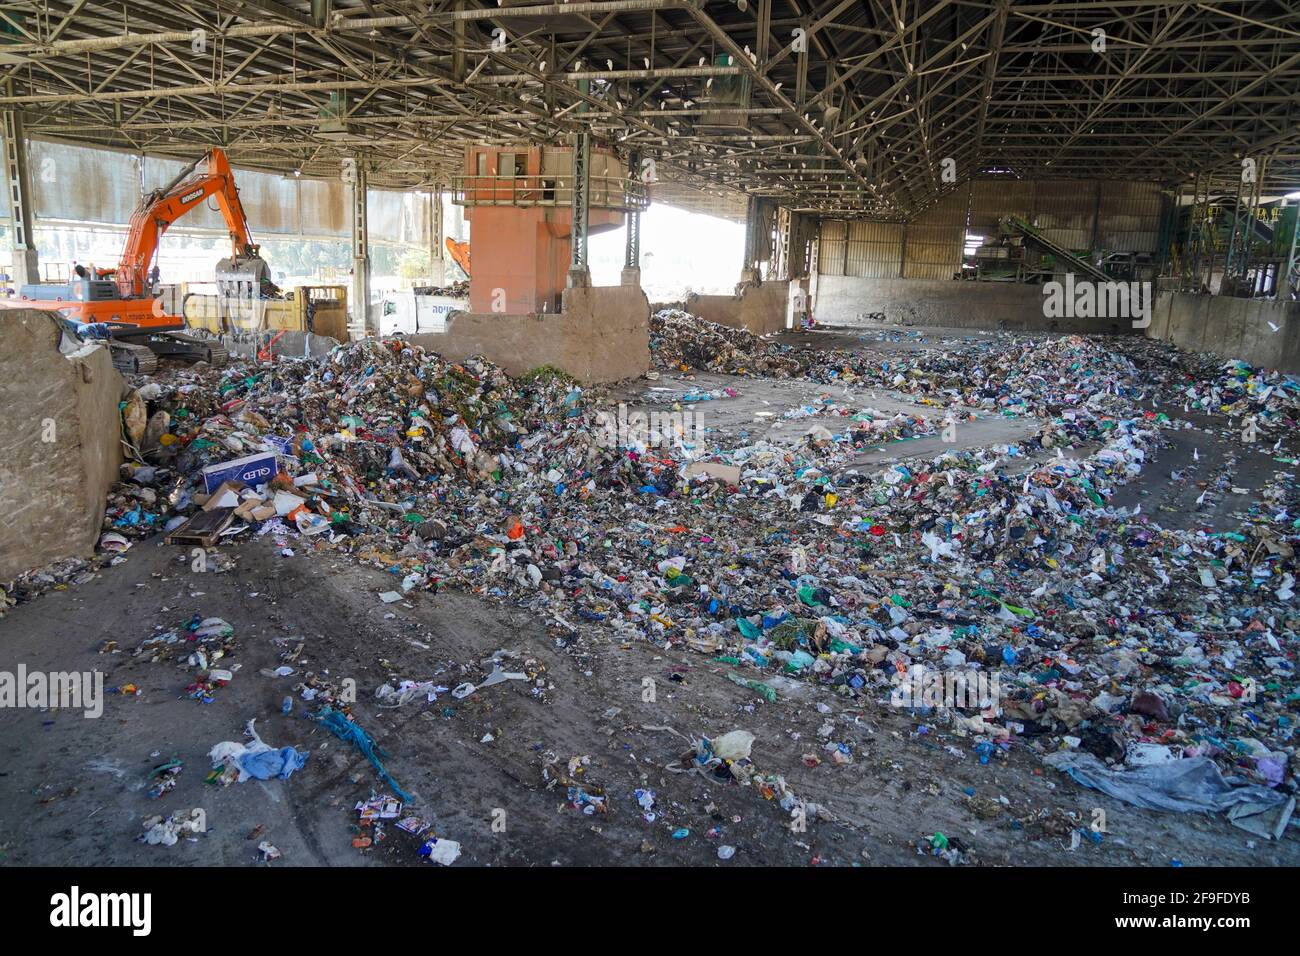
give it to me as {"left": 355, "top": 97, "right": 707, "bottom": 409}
{"left": 406, "top": 283, "right": 649, "bottom": 383}
{"left": 813, "top": 274, "right": 1132, "bottom": 333}
{"left": 1148, "top": 292, "right": 1300, "bottom": 373}
{"left": 689, "top": 281, "right": 790, "bottom": 335}
{"left": 0, "top": 311, "right": 125, "bottom": 581}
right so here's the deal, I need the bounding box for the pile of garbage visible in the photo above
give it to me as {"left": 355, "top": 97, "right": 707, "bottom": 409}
{"left": 649, "top": 310, "right": 1159, "bottom": 429}
{"left": 651, "top": 309, "right": 804, "bottom": 377}
{"left": 133, "top": 614, "right": 239, "bottom": 704}
{"left": 9, "top": 309, "right": 1300, "bottom": 835}
{"left": 412, "top": 279, "right": 469, "bottom": 299}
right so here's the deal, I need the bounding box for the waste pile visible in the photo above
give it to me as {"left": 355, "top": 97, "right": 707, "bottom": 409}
{"left": 651, "top": 307, "right": 1158, "bottom": 422}
{"left": 10, "top": 309, "right": 1300, "bottom": 841}
{"left": 651, "top": 309, "right": 805, "bottom": 377}
{"left": 412, "top": 279, "right": 469, "bottom": 298}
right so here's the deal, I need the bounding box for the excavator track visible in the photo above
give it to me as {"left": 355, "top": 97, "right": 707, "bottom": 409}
{"left": 108, "top": 333, "right": 228, "bottom": 373}
{"left": 202, "top": 340, "right": 229, "bottom": 367}
{"left": 110, "top": 340, "right": 159, "bottom": 376}
{"left": 167, "top": 333, "right": 229, "bottom": 367}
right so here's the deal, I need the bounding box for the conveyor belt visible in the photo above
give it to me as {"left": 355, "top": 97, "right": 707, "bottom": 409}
{"left": 1001, "top": 215, "right": 1110, "bottom": 281}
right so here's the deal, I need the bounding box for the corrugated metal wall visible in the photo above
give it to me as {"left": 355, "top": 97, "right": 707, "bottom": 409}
{"left": 368, "top": 189, "right": 430, "bottom": 246}
{"left": 819, "top": 219, "right": 847, "bottom": 276}
{"left": 143, "top": 153, "right": 300, "bottom": 235}
{"left": 653, "top": 178, "right": 749, "bottom": 223}
{"left": 299, "top": 178, "right": 348, "bottom": 237}
{"left": 846, "top": 220, "right": 902, "bottom": 278}
{"left": 1098, "top": 180, "right": 1162, "bottom": 252}
{"left": 819, "top": 179, "right": 1165, "bottom": 277}
{"left": 903, "top": 188, "right": 966, "bottom": 279}
{"left": 969, "top": 180, "right": 1033, "bottom": 234}
{"left": 1029, "top": 181, "right": 1096, "bottom": 250}
{"left": 29, "top": 140, "right": 139, "bottom": 225}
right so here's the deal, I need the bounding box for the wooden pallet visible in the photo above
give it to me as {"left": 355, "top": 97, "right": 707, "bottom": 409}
{"left": 164, "top": 507, "right": 235, "bottom": 548}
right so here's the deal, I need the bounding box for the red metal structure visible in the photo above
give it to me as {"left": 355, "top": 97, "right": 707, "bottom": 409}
{"left": 452, "top": 144, "right": 645, "bottom": 315}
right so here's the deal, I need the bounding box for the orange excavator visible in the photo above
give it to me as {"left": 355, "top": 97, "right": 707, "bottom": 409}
{"left": 1, "top": 147, "right": 271, "bottom": 373}
{"left": 445, "top": 237, "right": 471, "bottom": 278}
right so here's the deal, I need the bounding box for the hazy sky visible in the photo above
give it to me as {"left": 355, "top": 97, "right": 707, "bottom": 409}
{"left": 588, "top": 202, "right": 744, "bottom": 297}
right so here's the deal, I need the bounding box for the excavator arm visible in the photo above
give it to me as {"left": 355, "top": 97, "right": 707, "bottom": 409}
{"left": 115, "top": 147, "right": 259, "bottom": 298}
{"left": 445, "top": 237, "right": 471, "bottom": 279}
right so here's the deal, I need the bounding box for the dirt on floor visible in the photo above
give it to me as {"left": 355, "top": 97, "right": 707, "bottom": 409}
{"left": 1, "top": 326, "right": 1296, "bottom": 868}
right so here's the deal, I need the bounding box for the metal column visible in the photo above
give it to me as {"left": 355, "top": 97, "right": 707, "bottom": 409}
{"left": 740, "top": 194, "right": 761, "bottom": 284}
{"left": 1280, "top": 199, "right": 1299, "bottom": 301}
{"left": 622, "top": 150, "right": 641, "bottom": 287}
{"left": 430, "top": 189, "right": 444, "bottom": 259}
{"left": 567, "top": 130, "right": 591, "bottom": 289}
{"left": 428, "top": 187, "right": 446, "bottom": 286}
{"left": 347, "top": 156, "right": 370, "bottom": 337}
{"left": 2, "top": 105, "right": 39, "bottom": 288}
{"left": 772, "top": 207, "right": 791, "bottom": 281}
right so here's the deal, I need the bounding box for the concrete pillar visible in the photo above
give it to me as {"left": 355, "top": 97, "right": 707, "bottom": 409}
{"left": 788, "top": 276, "right": 811, "bottom": 328}
{"left": 567, "top": 130, "right": 592, "bottom": 289}
{"left": 346, "top": 156, "right": 370, "bottom": 336}
{"left": 2, "top": 108, "right": 39, "bottom": 289}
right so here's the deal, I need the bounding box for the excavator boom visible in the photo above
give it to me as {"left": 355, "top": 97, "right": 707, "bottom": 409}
{"left": 116, "top": 147, "right": 260, "bottom": 298}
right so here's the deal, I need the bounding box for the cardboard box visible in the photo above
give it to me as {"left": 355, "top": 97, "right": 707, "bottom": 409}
{"left": 233, "top": 496, "right": 276, "bottom": 522}
{"left": 202, "top": 480, "right": 246, "bottom": 511}
{"left": 684, "top": 461, "right": 742, "bottom": 485}
{"left": 201, "top": 452, "right": 279, "bottom": 493}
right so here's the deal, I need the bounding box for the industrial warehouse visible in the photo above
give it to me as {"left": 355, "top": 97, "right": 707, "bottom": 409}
{"left": 0, "top": 0, "right": 1297, "bottom": 911}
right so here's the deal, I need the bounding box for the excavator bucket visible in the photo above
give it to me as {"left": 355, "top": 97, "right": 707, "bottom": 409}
{"left": 215, "top": 253, "right": 276, "bottom": 297}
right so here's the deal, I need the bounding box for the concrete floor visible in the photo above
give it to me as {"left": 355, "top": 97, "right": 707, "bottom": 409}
{"left": 1, "top": 327, "right": 1296, "bottom": 867}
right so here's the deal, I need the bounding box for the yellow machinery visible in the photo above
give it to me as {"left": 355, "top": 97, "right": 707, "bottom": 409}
{"left": 183, "top": 284, "right": 349, "bottom": 340}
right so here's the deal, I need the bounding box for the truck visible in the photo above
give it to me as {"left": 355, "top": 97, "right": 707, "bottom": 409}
{"left": 183, "top": 284, "right": 350, "bottom": 340}
{"left": 372, "top": 290, "right": 466, "bottom": 336}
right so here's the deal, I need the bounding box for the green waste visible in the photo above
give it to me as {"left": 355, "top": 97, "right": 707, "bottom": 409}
{"left": 726, "top": 674, "right": 777, "bottom": 703}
